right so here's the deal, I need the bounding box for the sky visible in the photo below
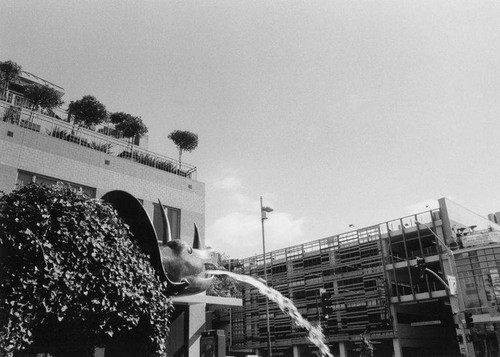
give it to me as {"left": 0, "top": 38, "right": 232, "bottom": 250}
{"left": 2, "top": 1, "right": 500, "bottom": 258}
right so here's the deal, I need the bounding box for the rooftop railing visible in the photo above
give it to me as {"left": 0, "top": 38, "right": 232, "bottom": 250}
{"left": 0, "top": 90, "right": 197, "bottom": 180}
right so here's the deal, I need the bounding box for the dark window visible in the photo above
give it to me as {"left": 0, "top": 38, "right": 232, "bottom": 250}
{"left": 292, "top": 290, "right": 306, "bottom": 300}
{"left": 153, "top": 203, "right": 181, "bottom": 243}
{"left": 168, "top": 206, "right": 181, "bottom": 241}
{"left": 304, "top": 257, "right": 321, "bottom": 268}
{"left": 17, "top": 171, "right": 35, "bottom": 186}
{"left": 272, "top": 264, "right": 287, "bottom": 274}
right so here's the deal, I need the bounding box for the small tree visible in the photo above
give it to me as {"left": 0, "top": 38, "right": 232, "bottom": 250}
{"left": 67, "top": 95, "right": 107, "bottom": 132}
{"left": 206, "top": 253, "right": 243, "bottom": 298}
{"left": 23, "top": 84, "right": 63, "bottom": 116}
{"left": 0, "top": 60, "right": 22, "bottom": 89}
{"left": 168, "top": 130, "right": 198, "bottom": 172}
{"left": 110, "top": 112, "right": 148, "bottom": 150}
{"left": 0, "top": 184, "right": 172, "bottom": 356}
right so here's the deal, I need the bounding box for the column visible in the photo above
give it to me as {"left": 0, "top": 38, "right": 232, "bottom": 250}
{"left": 339, "top": 341, "right": 348, "bottom": 357}
{"left": 392, "top": 338, "right": 403, "bottom": 357}
{"left": 188, "top": 302, "right": 207, "bottom": 357}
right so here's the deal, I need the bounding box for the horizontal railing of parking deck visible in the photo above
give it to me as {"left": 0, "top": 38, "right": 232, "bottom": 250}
{"left": 0, "top": 94, "right": 197, "bottom": 180}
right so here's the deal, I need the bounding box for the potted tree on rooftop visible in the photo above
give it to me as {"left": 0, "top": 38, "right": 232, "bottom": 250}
{"left": 0, "top": 60, "right": 21, "bottom": 90}
{"left": 168, "top": 130, "right": 198, "bottom": 176}
{"left": 67, "top": 95, "right": 107, "bottom": 145}
{"left": 68, "top": 95, "right": 107, "bottom": 130}
{"left": 0, "top": 61, "right": 22, "bottom": 123}
{"left": 110, "top": 112, "right": 148, "bottom": 160}
{"left": 23, "top": 84, "right": 63, "bottom": 122}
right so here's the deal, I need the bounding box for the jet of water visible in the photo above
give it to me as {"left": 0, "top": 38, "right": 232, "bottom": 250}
{"left": 207, "top": 270, "right": 334, "bottom": 357}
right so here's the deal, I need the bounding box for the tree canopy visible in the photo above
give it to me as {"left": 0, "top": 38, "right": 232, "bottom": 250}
{"left": 0, "top": 60, "right": 22, "bottom": 88}
{"left": 23, "top": 84, "right": 63, "bottom": 112}
{"left": 168, "top": 130, "right": 198, "bottom": 153}
{"left": 110, "top": 112, "right": 148, "bottom": 140}
{"left": 168, "top": 130, "right": 199, "bottom": 171}
{"left": 0, "top": 184, "right": 172, "bottom": 356}
{"left": 67, "top": 95, "right": 107, "bottom": 129}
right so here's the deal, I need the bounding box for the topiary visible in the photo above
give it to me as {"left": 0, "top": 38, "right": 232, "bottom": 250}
{"left": 0, "top": 184, "right": 172, "bottom": 356}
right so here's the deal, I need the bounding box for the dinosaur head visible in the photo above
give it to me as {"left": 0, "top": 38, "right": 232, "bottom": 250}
{"left": 101, "top": 190, "right": 217, "bottom": 296}
{"left": 159, "top": 225, "right": 217, "bottom": 295}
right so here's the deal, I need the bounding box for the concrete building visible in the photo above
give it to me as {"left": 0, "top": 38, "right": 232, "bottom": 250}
{"left": 221, "top": 199, "right": 500, "bottom": 357}
{"left": 0, "top": 72, "right": 240, "bottom": 356}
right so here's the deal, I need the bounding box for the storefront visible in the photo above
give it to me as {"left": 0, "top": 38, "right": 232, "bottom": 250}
{"left": 455, "top": 242, "right": 500, "bottom": 357}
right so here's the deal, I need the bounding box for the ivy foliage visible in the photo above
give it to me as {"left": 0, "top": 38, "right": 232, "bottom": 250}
{"left": 0, "top": 184, "right": 172, "bottom": 356}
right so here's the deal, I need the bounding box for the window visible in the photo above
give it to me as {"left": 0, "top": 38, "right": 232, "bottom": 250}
{"left": 153, "top": 203, "right": 181, "bottom": 243}
{"left": 16, "top": 170, "right": 96, "bottom": 198}
{"left": 168, "top": 206, "right": 181, "bottom": 241}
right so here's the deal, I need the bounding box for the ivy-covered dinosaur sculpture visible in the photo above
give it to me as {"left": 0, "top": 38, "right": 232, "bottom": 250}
{"left": 102, "top": 190, "right": 216, "bottom": 296}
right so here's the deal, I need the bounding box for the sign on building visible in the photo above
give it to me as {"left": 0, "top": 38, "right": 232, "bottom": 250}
{"left": 461, "top": 231, "right": 500, "bottom": 248}
{"left": 447, "top": 275, "right": 457, "bottom": 295}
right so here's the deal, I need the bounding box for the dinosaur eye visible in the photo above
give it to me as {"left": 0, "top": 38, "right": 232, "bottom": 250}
{"left": 187, "top": 247, "right": 193, "bottom": 254}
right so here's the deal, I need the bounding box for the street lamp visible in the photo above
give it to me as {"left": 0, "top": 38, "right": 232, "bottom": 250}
{"left": 260, "top": 197, "right": 273, "bottom": 357}
{"left": 415, "top": 220, "right": 475, "bottom": 357}
{"left": 415, "top": 220, "right": 454, "bottom": 275}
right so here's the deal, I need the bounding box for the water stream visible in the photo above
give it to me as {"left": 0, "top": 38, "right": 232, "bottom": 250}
{"left": 207, "top": 270, "right": 334, "bottom": 357}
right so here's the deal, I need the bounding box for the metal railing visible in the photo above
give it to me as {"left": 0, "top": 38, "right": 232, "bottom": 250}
{"left": 0, "top": 97, "right": 197, "bottom": 180}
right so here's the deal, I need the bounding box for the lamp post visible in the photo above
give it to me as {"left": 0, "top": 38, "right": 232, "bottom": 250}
{"left": 260, "top": 197, "right": 273, "bottom": 357}
{"left": 228, "top": 259, "right": 232, "bottom": 351}
{"left": 415, "top": 220, "right": 475, "bottom": 357}
{"left": 415, "top": 221, "right": 454, "bottom": 273}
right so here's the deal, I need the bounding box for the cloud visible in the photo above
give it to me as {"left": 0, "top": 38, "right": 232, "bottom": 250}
{"left": 265, "top": 212, "right": 306, "bottom": 251}
{"left": 212, "top": 175, "right": 242, "bottom": 191}
{"left": 205, "top": 180, "right": 306, "bottom": 258}
{"left": 206, "top": 210, "right": 305, "bottom": 259}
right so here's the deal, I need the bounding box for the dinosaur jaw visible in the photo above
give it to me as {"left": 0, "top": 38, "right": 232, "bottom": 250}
{"left": 183, "top": 274, "right": 215, "bottom": 295}
{"left": 166, "top": 274, "right": 214, "bottom": 296}
{"left": 166, "top": 263, "right": 217, "bottom": 296}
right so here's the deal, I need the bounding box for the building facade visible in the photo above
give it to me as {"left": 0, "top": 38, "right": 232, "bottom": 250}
{"left": 0, "top": 90, "right": 204, "bottom": 245}
{"left": 0, "top": 73, "right": 220, "bottom": 356}
{"left": 223, "top": 199, "right": 500, "bottom": 357}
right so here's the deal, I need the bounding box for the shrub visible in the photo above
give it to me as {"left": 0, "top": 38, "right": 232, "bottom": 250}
{"left": 90, "top": 142, "right": 113, "bottom": 153}
{"left": 47, "top": 126, "right": 68, "bottom": 140}
{"left": 2, "top": 106, "right": 21, "bottom": 124}
{"left": 0, "top": 184, "right": 172, "bottom": 356}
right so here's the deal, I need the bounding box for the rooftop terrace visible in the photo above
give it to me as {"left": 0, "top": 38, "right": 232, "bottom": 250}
{"left": 0, "top": 89, "right": 197, "bottom": 180}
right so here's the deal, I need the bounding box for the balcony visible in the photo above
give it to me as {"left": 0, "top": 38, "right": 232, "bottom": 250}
{"left": 0, "top": 90, "right": 197, "bottom": 180}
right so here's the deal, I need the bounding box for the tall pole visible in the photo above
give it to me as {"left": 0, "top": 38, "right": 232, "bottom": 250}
{"left": 260, "top": 196, "right": 273, "bottom": 357}
{"left": 228, "top": 258, "right": 232, "bottom": 351}
{"left": 315, "top": 291, "right": 321, "bottom": 322}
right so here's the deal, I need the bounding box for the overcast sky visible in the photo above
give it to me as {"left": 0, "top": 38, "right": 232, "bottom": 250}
{"left": 3, "top": 1, "right": 500, "bottom": 258}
